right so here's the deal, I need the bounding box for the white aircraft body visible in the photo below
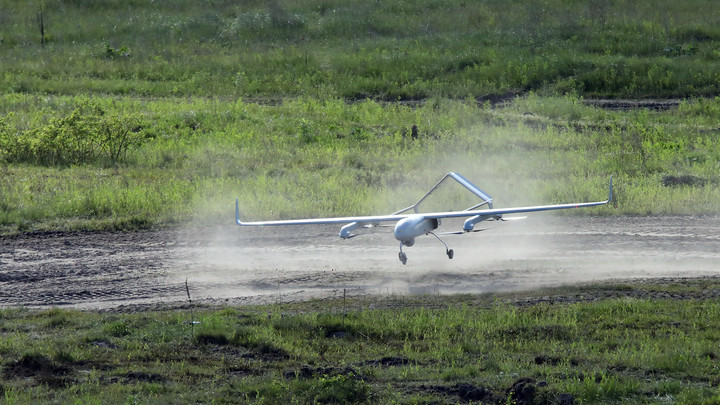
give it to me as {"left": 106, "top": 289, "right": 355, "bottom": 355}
{"left": 236, "top": 173, "right": 613, "bottom": 264}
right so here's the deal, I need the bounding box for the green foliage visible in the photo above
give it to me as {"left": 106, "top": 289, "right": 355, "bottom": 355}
{"left": 0, "top": 113, "right": 14, "bottom": 161}
{"left": 2, "top": 94, "right": 720, "bottom": 233}
{"left": 308, "top": 374, "right": 370, "bottom": 404}
{"left": 1, "top": 0, "right": 720, "bottom": 99}
{"left": 103, "top": 319, "right": 131, "bottom": 337}
{"left": 102, "top": 44, "right": 130, "bottom": 60}
{"left": 1, "top": 1, "right": 720, "bottom": 232}
{"left": 0, "top": 102, "right": 144, "bottom": 166}
{"left": 2, "top": 281, "right": 720, "bottom": 403}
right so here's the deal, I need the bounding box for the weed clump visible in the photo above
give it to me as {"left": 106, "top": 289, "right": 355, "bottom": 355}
{"left": 102, "top": 44, "right": 131, "bottom": 59}
{"left": 103, "top": 320, "right": 131, "bottom": 338}
{"left": 308, "top": 374, "right": 370, "bottom": 404}
{"left": 195, "top": 332, "right": 229, "bottom": 346}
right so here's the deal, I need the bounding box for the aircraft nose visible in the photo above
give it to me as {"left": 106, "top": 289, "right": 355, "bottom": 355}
{"left": 394, "top": 218, "right": 413, "bottom": 241}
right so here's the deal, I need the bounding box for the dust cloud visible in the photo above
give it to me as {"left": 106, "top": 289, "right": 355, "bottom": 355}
{"left": 172, "top": 153, "right": 719, "bottom": 305}
{"left": 2, "top": 215, "right": 717, "bottom": 309}
{"left": 170, "top": 215, "right": 720, "bottom": 305}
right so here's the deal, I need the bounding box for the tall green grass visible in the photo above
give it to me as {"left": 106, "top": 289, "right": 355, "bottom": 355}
{"left": 1, "top": 0, "right": 719, "bottom": 99}
{"left": 2, "top": 94, "right": 720, "bottom": 233}
{"left": 2, "top": 0, "right": 720, "bottom": 232}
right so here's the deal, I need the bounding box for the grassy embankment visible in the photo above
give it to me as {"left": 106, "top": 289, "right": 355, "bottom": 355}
{"left": 1, "top": 0, "right": 720, "bottom": 233}
{"left": 1, "top": 279, "right": 720, "bottom": 404}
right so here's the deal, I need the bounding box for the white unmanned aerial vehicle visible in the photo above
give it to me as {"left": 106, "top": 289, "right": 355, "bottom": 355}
{"left": 236, "top": 173, "right": 613, "bottom": 264}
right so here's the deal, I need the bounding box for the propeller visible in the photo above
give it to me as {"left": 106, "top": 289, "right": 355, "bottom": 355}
{"left": 500, "top": 216, "right": 527, "bottom": 221}
{"left": 343, "top": 223, "right": 386, "bottom": 238}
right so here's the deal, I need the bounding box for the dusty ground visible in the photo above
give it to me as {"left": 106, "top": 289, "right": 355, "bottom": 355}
{"left": 1, "top": 215, "right": 719, "bottom": 310}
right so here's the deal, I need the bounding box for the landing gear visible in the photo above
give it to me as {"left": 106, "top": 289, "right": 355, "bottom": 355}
{"left": 399, "top": 243, "right": 408, "bottom": 265}
{"left": 397, "top": 234, "right": 454, "bottom": 264}
{"left": 429, "top": 232, "right": 454, "bottom": 260}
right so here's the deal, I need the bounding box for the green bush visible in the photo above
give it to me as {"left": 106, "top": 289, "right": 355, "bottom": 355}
{"left": 0, "top": 103, "right": 144, "bottom": 166}
{"left": 0, "top": 114, "right": 13, "bottom": 162}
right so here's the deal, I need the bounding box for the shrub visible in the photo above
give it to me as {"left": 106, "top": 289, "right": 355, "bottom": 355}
{"left": 0, "top": 103, "right": 144, "bottom": 166}
{"left": 0, "top": 114, "right": 13, "bottom": 162}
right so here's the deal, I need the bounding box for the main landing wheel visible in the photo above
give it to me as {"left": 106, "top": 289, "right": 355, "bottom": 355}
{"left": 399, "top": 252, "right": 408, "bottom": 265}
{"left": 447, "top": 249, "right": 454, "bottom": 260}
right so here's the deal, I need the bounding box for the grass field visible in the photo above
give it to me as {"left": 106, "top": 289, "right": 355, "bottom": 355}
{"left": 1, "top": 279, "right": 720, "bottom": 404}
{"left": 1, "top": 0, "right": 720, "bottom": 233}
{"left": 2, "top": 0, "right": 720, "bottom": 99}
{"left": 2, "top": 93, "right": 720, "bottom": 234}
{"left": 2, "top": 1, "right": 720, "bottom": 403}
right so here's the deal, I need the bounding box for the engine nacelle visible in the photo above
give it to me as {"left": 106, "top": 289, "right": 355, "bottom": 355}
{"left": 394, "top": 215, "right": 439, "bottom": 244}
{"left": 463, "top": 214, "right": 500, "bottom": 231}
{"left": 339, "top": 222, "right": 361, "bottom": 239}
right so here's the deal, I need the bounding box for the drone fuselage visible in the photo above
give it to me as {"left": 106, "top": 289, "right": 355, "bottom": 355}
{"left": 394, "top": 215, "right": 439, "bottom": 246}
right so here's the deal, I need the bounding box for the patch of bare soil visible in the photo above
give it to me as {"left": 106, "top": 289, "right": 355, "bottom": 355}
{"left": 582, "top": 99, "right": 681, "bottom": 111}
{"left": 2, "top": 353, "right": 73, "bottom": 388}
{"left": 1, "top": 215, "right": 719, "bottom": 310}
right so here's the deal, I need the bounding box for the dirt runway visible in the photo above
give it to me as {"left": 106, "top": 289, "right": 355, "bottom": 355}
{"left": 1, "top": 215, "right": 719, "bottom": 309}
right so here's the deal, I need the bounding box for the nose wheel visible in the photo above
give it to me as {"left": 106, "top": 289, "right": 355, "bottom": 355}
{"left": 398, "top": 242, "right": 408, "bottom": 264}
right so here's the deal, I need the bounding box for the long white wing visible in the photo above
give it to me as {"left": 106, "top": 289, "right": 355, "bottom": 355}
{"left": 235, "top": 204, "right": 406, "bottom": 226}
{"left": 236, "top": 177, "right": 612, "bottom": 226}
